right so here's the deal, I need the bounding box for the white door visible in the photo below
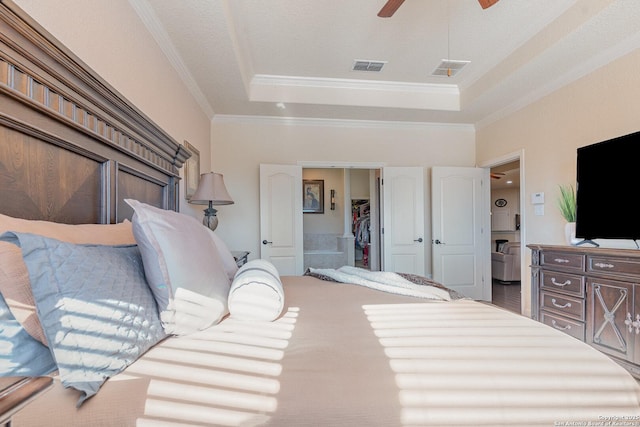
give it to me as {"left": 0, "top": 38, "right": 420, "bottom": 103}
{"left": 431, "top": 166, "right": 491, "bottom": 301}
{"left": 382, "top": 167, "right": 425, "bottom": 275}
{"left": 259, "top": 164, "right": 303, "bottom": 275}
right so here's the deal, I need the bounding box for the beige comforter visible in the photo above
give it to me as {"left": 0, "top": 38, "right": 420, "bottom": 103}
{"left": 14, "top": 276, "right": 640, "bottom": 426}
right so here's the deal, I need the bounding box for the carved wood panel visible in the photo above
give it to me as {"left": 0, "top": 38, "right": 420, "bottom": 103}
{"left": 0, "top": 124, "right": 103, "bottom": 223}
{"left": 116, "top": 165, "right": 168, "bottom": 222}
{"left": 587, "top": 278, "right": 633, "bottom": 361}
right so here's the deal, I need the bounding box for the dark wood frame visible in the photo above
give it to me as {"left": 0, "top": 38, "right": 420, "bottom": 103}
{"left": 183, "top": 141, "right": 199, "bottom": 201}
{"left": 0, "top": 1, "right": 190, "bottom": 223}
{"left": 303, "top": 179, "right": 324, "bottom": 214}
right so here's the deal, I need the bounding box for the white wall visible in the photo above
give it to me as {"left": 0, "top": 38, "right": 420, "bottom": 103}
{"left": 302, "top": 168, "right": 344, "bottom": 235}
{"left": 211, "top": 117, "right": 476, "bottom": 275}
{"left": 350, "top": 169, "right": 371, "bottom": 199}
{"left": 491, "top": 188, "right": 521, "bottom": 250}
{"left": 476, "top": 48, "right": 640, "bottom": 316}
{"left": 13, "top": 0, "right": 211, "bottom": 216}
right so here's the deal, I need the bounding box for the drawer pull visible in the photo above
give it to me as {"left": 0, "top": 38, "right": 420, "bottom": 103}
{"left": 624, "top": 313, "right": 640, "bottom": 334}
{"left": 551, "top": 298, "right": 571, "bottom": 309}
{"left": 550, "top": 277, "right": 571, "bottom": 287}
{"left": 594, "top": 262, "right": 615, "bottom": 269}
{"left": 551, "top": 320, "right": 571, "bottom": 331}
{"left": 553, "top": 258, "right": 570, "bottom": 264}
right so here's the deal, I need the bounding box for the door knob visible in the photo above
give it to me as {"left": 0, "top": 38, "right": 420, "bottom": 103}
{"left": 433, "top": 239, "right": 444, "bottom": 245}
{"left": 414, "top": 237, "right": 423, "bottom": 243}
{"left": 262, "top": 240, "right": 272, "bottom": 245}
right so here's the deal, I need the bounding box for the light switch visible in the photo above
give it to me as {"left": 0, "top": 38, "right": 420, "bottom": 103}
{"left": 534, "top": 204, "right": 544, "bottom": 216}
{"left": 531, "top": 192, "right": 545, "bottom": 204}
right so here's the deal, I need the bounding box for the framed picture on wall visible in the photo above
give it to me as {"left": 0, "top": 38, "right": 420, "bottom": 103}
{"left": 183, "top": 141, "right": 200, "bottom": 200}
{"left": 303, "top": 179, "right": 324, "bottom": 213}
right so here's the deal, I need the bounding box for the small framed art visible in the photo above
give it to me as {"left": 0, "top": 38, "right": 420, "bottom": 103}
{"left": 303, "top": 179, "right": 324, "bottom": 213}
{"left": 183, "top": 141, "right": 200, "bottom": 200}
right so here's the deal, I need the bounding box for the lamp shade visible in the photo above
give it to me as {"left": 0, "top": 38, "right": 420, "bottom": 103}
{"left": 190, "top": 172, "right": 234, "bottom": 205}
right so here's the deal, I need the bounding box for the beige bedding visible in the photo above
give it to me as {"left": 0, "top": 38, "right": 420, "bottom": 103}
{"left": 14, "top": 275, "right": 640, "bottom": 426}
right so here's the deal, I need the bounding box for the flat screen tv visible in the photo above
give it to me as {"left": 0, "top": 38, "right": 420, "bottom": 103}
{"left": 575, "top": 130, "right": 640, "bottom": 245}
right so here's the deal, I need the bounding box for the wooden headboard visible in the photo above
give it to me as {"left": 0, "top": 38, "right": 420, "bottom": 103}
{"left": 0, "top": 1, "right": 190, "bottom": 224}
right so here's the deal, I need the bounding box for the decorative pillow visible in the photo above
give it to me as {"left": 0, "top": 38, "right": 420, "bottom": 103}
{"left": 0, "top": 292, "right": 56, "bottom": 377}
{"left": 228, "top": 259, "right": 285, "bottom": 321}
{"left": 0, "top": 232, "right": 166, "bottom": 406}
{"left": 125, "top": 199, "right": 231, "bottom": 335}
{"left": 0, "top": 213, "right": 135, "bottom": 345}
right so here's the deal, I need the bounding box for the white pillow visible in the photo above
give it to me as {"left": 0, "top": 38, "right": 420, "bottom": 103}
{"left": 207, "top": 228, "right": 238, "bottom": 281}
{"left": 125, "top": 199, "right": 231, "bottom": 335}
{"left": 228, "top": 259, "right": 285, "bottom": 321}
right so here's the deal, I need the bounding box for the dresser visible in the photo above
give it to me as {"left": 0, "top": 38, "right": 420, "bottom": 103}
{"left": 529, "top": 244, "right": 640, "bottom": 377}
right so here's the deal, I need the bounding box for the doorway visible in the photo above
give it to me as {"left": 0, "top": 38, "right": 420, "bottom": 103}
{"left": 488, "top": 157, "right": 522, "bottom": 314}
{"left": 302, "top": 167, "right": 381, "bottom": 272}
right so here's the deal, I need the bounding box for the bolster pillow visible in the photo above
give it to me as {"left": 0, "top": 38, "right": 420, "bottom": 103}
{"left": 228, "top": 259, "right": 284, "bottom": 321}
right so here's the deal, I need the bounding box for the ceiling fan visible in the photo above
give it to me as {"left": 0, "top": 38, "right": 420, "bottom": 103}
{"left": 490, "top": 172, "right": 505, "bottom": 180}
{"left": 378, "top": 0, "right": 499, "bottom": 18}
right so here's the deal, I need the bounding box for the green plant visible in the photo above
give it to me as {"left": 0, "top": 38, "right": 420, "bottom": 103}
{"left": 557, "top": 184, "right": 576, "bottom": 222}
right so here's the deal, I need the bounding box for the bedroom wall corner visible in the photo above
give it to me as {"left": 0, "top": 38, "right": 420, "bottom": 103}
{"left": 475, "top": 48, "right": 640, "bottom": 317}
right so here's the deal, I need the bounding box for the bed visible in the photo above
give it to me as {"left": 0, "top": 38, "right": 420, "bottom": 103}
{"left": 2, "top": 2, "right": 640, "bottom": 426}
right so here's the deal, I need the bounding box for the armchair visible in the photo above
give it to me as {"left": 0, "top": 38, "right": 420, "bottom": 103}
{"left": 491, "top": 241, "right": 521, "bottom": 282}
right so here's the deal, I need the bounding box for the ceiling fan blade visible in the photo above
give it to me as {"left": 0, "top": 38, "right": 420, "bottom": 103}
{"left": 478, "top": 0, "right": 499, "bottom": 9}
{"left": 378, "top": 0, "right": 405, "bottom": 17}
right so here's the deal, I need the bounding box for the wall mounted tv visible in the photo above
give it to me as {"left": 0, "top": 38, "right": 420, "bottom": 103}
{"left": 575, "top": 130, "right": 640, "bottom": 246}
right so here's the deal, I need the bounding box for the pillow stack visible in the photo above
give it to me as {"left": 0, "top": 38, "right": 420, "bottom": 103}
{"left": 0, "top": 200, "right": 248, "bottom": 405}
{"left": 125, "top": 199, "right": 238, "bottom": 335}
{"left": 0, "top": 232, "right": 166, "bottom": 406}
{"left": 0, "top": 214, "right": 164, "bottom": 405}
{"left": 0, "top": 214, "right": 136, "bottom": 346}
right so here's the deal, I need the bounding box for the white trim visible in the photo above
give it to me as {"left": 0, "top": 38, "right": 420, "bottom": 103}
{"left": 298, "top": 161, "right": 386, "bottom": 169}
{"left": 250, "top": 74, "right": 461, "bottom": 111}
{"left": 476, "top": 32, "right": 640, "bottom": 130}
{"left": 479, "top": 150, "right": 523, "bottom": 169}
{"left": 482, "top": 149, "right": 527, "bottom": 316}
{"left": 212, "top": 114, "right": 475, "bottom": 132}
{"left": 221, "top": 0, "right": 253, "bottom": 97}
{"left": 128, "top": 0, "right": 215, "bottom": 118}
{"left": 252, "top": 74, "right": 458, "bottom": 92}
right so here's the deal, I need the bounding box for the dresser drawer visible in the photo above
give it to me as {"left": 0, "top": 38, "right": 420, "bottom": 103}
{"left": 540, "top": 251, "right": 585, "bottom": 271}
{"left": 588, "top": 255, "right": 640, "bottom": 277}
{"left": 540, "top": 312, "right": 585, "bottom": 341}
{"left": 540, "top": 270, "right": 584, "bottom": 297}
{"left": 540, "top": 291, "right": 584, "bottom": 321}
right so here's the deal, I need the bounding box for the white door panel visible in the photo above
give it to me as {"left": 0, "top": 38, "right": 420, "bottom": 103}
{"left": 382, "top": 167, "right": 425, "bottom": 275}
{"left": 432, "top": 166, "right": 490, "bottom": 301}
{"left": 259, "top": 164, "right": 303, "bottom": 275}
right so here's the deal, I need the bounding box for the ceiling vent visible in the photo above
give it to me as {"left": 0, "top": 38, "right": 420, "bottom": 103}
{"left": 432, "top": 59, "right": 470, "bottom": 77}
{"left": 352, "top": 60, "right": 387, "bottom": 72}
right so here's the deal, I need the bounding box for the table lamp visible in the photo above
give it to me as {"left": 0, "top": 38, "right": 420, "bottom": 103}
{"left": 189, "top": 172, "right": 234, "bottom": 231}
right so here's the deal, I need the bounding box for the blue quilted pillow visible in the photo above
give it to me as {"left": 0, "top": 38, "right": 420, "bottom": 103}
{"left": 0, "top": 292, "right": 56, "bottom": 376}
{"left": 0, "top": 232, "right": 166, "bottom": 406}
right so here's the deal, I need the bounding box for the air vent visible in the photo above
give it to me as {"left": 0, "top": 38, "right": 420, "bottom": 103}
{"left": 432, "top": 59, "right": 470, "bottom": 77}
{"left": 353, "top": 60, "right": 387, "bottom": 72}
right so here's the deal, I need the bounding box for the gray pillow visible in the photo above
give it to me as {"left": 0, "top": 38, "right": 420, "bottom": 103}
{"left": 0, "top": 232, "right": 166, "bottom": 406}
{"left": 0, "top": 292, "right": 56, "bottom": 376}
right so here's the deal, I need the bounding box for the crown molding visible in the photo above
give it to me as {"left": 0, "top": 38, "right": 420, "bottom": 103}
{"left": 212, "top": 114, "right": 475, "bottom": 132}
{"left": 477, "top": 28, "right": 640, "bottom": 130}
{"left": 128, "top": 0, "right": 215, "bottom": 119}
{"left": 250, "top": 74, "right": 461, "bottom": 111}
